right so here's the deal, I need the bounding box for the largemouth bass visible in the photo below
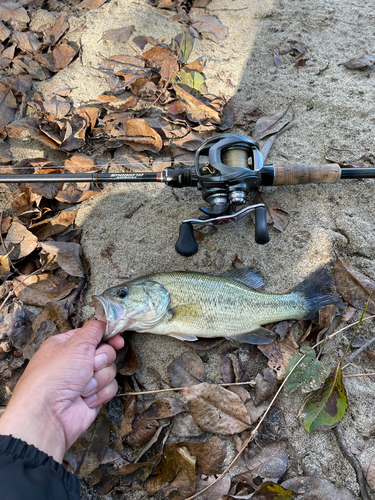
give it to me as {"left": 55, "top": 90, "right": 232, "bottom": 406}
{"left": 93, "top": 267, "right": 344, "bottom": 344}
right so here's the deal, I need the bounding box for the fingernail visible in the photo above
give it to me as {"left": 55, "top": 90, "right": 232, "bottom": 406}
{"left": 84, "top": 393, "right": 98, "bottom": 407}
{"left": 94, "top": 353, "right": 107, "bottom": 369}
{"left": 82, "top": 377, "right": 97, "bottom": 397}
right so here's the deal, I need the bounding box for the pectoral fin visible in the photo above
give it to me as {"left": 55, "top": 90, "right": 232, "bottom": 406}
{"left": 167, "top": 332, "right": 198, "bottom": 341}
{"left": 226, "top": 327, "right": 276, "bottom": 345}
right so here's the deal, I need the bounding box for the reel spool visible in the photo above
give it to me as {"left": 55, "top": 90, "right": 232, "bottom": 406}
{"left": 175, "top": 134, "right": 269, "bottom": 257}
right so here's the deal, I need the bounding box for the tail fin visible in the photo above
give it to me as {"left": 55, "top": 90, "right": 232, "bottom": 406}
{"left": 293, "top": 268, "right": 345, "bottom": 320}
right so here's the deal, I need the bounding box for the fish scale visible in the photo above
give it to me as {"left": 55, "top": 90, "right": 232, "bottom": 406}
{"left": 94, "top": 267, "right": 344, "bottom": 344}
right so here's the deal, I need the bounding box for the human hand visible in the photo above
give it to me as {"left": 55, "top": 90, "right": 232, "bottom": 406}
{"left": 0, "top": 320, "right": 124, "bottom": 463}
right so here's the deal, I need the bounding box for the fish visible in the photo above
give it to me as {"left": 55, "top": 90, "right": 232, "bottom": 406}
{"left": 93, "top": 267, "right": 344, "bottom": 344}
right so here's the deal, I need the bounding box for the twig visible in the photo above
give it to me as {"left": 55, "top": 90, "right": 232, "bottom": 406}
{"left": 117, "top": 380, "right": 256, "bottom": 397}
{"left": 0, "top": 268, "right": 45, "bottom": 310}
{"left": 342, "top": 336, "right": 375, "bottom": 368}
{"left": 343, "top": 372, "right": 375, "bottom": 378}
{"left": 208, "top": 6, "right": 248, "bottom": 11}
{"left": 334, "top": 423, "right": 369, "bottom": 500}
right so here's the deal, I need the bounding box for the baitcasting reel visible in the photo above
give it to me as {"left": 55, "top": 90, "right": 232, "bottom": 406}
{"left": 174, "top": 134, "right": 269, "bottom": 257}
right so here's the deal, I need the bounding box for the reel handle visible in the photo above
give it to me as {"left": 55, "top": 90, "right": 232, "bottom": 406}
{"left": 254, "top": 206, "right": 270, "bottom": 244}
{"left": 175, "top": 222, "right": 198, "bottom": 257}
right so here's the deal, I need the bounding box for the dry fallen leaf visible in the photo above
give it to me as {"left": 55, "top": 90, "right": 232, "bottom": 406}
{"left": 191, "top": 16, "right": 229, "bottom": 41}
{"left": 4, "top": 221, "right": 38, "bottom": 260}
{"left": 0, "top": 82, "right": 17, "bottom": 130}
{"left": 29, "top": 206, "right": 78, "bottom": 240}
{"left": 168, "top": 351, "right": 205, "bottom": 387}
{"left": 101, "top": 26, "right": 134, "bottom": 43}
{"left": 334, "top": 256, "right": 375, "bottom": 314}
{"left": 173, "top": 84, "right": 221, "bottom": 123}
{"left": 40, "top": 241, "right": 85, "bottom": 277}
{"left": 121, "top": 118, "right": 162, "bottom": 152}
{"left": 13, "top": 273, "right": 77, "bottom": 306}
{"left": 339, "top": 55, "right": 375, "bottom": 70}
{"left": 252, "top": 103, "right": 292, "bottom": 141}
{"left": 252, "top": 192, "right": 290, "bottom": 231}
{"left": 258, "top": 331, "right": 299, "bottom": 380}
{"left": 181, "top": 382, "right": 252, "bottom": 434}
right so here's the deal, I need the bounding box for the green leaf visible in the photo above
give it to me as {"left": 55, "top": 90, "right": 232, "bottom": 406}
{"left": 303, "top": 365, "right": 348, "bottom": 432}
{"left": 284, "top": 346, "right": 330, "bottom": 393}
{"left": 177, "top": 70, "right": 205, "bottom": 91}
{"left": 176, "top": 26, "right": 193, "bottom": 64}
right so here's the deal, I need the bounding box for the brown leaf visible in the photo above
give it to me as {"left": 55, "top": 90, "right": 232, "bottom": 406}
{"left": 123, "top": 416, "right": 159, "bottom": 446}
{"left": 64, "top": 153, "right": 104, "bottom": 173}
{"left": 173, "top": 84, "right": 220, "bottom": 123}
{"left": 77, "top": 0, "right": 107, "bottom": 8}
{"left": 43, "top": 15, "right": 69, "bottom": 46}
{"left": 55, "top": 184, "right": 100, "bottom": 204}
{"left": 132, "top": 35, "right": 159, "bottom": 50}
{"left": 171, "top": 412, "right": 203, "bottom": 438}
{"left": 11, "top": 188, "right": 42, "bottom": 217}
{"left": 252, "top": 103, "right": 292, "bottom": 141}
{"left": 43, "top": 94, "right": 71, "bottom": 119}
{"left": 141, "top": 398, "right": 186, "bottom": 420}
{"left": 181, "top": 383, "right": 252, "bottom": 434}
{"left": 220, "top": 347, "right": 236, "bottom": 383}
{"left": 0, "top": 3, "right": 29, "bottom": 23}
{"left": 238, "top": 441, "right": 288, "bottom": 484}
{"left": 11, "top": 31, "right": 41, "bottom": 52}
{"left": 101, "top": 26, "right": 134, "bottom": 43}
{"left": 252, "top": 192, "right": 289, "bottom": 232}
{"left": 258, "top": 331, "right": 299, "bottom": 380}
{"left": 339, "top": 55, "right": 375, "bottom": 70}
{"left": 116, "top": 340, "right": 138, "bottom": 376}
{"left": 121, "top": 118, "right": 162, "bottom": 152}
{"left": 0, "top": 302, "right": 34, "bottom": 350}
{"left": 0, "top": 82, "right": 16, "bottom": 130}
{"left": 52, "top": 42, "right": 79, "bottom": 70}
{"left": 191, "top": 16, "right": 229, "bottom": 41}
{"left": 334, "top": 256, "right": 375, "bottom": 314}
{"left": 251, "top": 368, "right": 278, "bottom": 406}
{"left": 282, "top": 476, "right": 356, "bottom": 499}
{"left": 169, "top": 436, "right": 227, "bottom": 475}
{"left": 168, "top": 351, "right": 205, "bottom": 387}
{"left": 40, "top": 241, "right": 85, "bottom": 277}
{"left": 1, "top": 215, "right": 11, "bottom": 234}
{"left": 142, "top": 46, "right": 174, "bottom": 70}
{"left": 13, "top": 273, "right": 77, "bottom": 306}
{"left": 195, "top": 473, "right": 231, "bottom": 499}
{"left": 64, "top": 406, "right": 110, "bottom": 479}
{"left": 4, "top": 221, "right": 38, "bottom": 259}
{"left": 120, "top": 397, "right": 137, "bottom": 438}
{"left": 0, "top": 21, "right": 11, "bottom": 42}
{"left": 145, "top": 445, "right": 196, "bottom": 498}
{"left": 29, "top": 206, "right": 78, "bottom": 240}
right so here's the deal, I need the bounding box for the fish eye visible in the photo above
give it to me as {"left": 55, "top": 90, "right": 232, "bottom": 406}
{"left": 117, "top": 288, "right": 128, "bottom": 299}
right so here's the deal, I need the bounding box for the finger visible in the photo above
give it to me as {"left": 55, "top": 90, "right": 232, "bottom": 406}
{"left": 106, "top": 334, "right": 125, "bottom": 350}
{"left": 81, "top": 363, "right": 117, "bottom": 398}
{"left": 93, "top": 344, "right": 117, "bottom": 371}
{"left": 83, "top": 378, "right": 118, "bottom": 408}
{"left": 64, "top": 320, "right": 106, "bottom": 352}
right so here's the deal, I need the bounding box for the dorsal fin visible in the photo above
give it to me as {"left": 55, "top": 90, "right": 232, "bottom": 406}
{"left": 219, "top": 267, "right": 265, "bottom": 290}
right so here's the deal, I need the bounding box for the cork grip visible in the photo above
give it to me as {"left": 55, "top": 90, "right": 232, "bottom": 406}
{"left": 272, "top": 163, "right": 341, "bottom": 186}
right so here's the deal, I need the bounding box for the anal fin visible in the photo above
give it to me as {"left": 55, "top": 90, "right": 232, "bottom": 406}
{"left": 226, "top": 327, "right": 276, "bottom": 345}
{"left": 167, "top": 332, "right": 199, "bottom": 342}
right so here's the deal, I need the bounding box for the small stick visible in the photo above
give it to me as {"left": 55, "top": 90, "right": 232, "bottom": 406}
{"left": 334, "top": 423, "right": 369, "bottom": 500}
{"left": 343, "top": 372, "right": 375, "bottom": 378}
{"left": 117, "top": 380, "right": 256, "bottom": 397}
{"left": 0, "top": 268, "right": 45, "bottom": 310}
{"left": 342, "top": 336, "right": 375, "bottom": 368}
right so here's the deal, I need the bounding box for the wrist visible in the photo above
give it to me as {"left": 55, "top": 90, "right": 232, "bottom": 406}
{"left": 0, "top": 394, "right": 66, "bottom": 463}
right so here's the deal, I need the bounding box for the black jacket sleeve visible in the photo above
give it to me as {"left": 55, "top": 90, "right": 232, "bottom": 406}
{"left": 0, "top": 434, "right": 80, "bottom": 500}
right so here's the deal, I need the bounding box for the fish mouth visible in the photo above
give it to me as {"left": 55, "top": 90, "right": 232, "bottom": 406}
{"left": 93, "top": 295, "right": 129, "bottom": 340}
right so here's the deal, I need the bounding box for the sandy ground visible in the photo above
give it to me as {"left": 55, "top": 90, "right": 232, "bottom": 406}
{"left": 6, "top": 0, "right": 375, "bottom": 498}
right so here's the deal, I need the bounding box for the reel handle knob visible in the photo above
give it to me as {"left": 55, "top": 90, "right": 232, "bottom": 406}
{"left": 254, "top": 206, "right": 270, "bottom": 244}
{"left": 175, "top": 222, "right": 198, "bottom": 257}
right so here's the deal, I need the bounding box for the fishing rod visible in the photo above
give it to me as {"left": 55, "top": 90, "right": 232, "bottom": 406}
{"left": 1, "top": 133, "right": 374, "bottom": 257}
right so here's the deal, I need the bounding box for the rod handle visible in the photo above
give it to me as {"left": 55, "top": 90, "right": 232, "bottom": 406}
{"left": 273, "top": 163, "right": 341, "bottom": 185}
{"left": 175, "top": 222, "right": 198, "bottom": 257}
{"left": 254, "top": 206, "right": 270, "bottom": 245}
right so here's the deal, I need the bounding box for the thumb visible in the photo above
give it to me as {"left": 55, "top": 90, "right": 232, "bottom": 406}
{"left": 64, "top": 320, "right": 106, "bottom": 351}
